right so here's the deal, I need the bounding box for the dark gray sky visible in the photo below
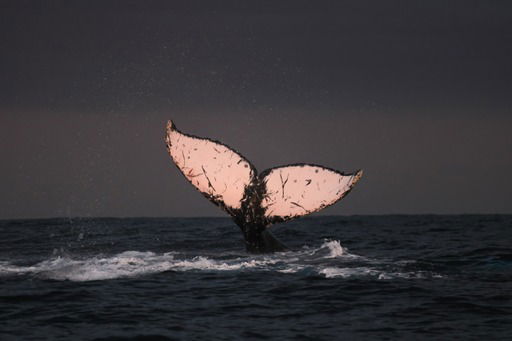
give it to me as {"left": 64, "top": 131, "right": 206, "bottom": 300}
{"left": 1, "top": 1, "right": 511, "bottom": 218}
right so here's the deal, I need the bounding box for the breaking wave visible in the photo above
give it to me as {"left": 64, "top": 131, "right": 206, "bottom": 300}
{"left": 0, "top": 240, "right": 442, "bottom": 282}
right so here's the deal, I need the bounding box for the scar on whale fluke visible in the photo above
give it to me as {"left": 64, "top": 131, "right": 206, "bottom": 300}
{"left": 165, "top": 120, "right": 363, "bottom": 253}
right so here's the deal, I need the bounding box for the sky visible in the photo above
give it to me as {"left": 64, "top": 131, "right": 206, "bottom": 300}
{"left": 1, "top": 1, "right": 511, "bottom": 218}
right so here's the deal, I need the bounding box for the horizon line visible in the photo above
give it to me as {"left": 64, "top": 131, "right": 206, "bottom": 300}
{"left": 1, "top": 213, "right": 511, "bottom": 221}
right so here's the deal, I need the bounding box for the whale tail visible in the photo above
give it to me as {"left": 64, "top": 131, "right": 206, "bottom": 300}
{"left": 165, "top": 120, "right": 362, "bottom": 253}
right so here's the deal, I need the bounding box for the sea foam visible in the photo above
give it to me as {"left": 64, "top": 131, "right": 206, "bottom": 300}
{"left": 0, "top": 240, "right": 441, "bottom": 282}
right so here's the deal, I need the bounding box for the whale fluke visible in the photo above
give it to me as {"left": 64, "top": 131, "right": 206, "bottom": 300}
{"left": 165, "top": 120, "right": 256, "bottom": 215}
{"left": 165, "top": 120, "right": 362, "bottom": 253}
{"left": 260, "top": 165, "right": 363, "bottom": 224}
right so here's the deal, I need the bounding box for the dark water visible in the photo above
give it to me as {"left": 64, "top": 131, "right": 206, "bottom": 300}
{"left": 1, "top": 216, "right": 511, "bottom": 340}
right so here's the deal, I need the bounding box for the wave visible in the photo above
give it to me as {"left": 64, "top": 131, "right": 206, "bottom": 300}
{"left": 0, "top": 241, "right": 442, "bottom": 282}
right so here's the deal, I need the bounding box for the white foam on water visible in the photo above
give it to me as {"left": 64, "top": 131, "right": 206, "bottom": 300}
{"left": 0, "top": 251, "right": 282, "bottom": 282}
{"left": 0, "top": 241, "right": 442, "bottom": 281}
{"left": 319, "top": 266, "right": 380, "bottom": 278}
{"left": 305, "top": 240, "right": 362, "bottom": 260}
{"left": 322, "top": 240, "right": 346, "bottom": 258}
{"left": 0, "top": 251, "right": 179, "bottom": 281}
{"left": 277, "top": 264, "right": 306, "bottom": 273}
{"left": 318, "top": 267, "right": 443, "bottom": 280}
{"left": 171, "top": 256, "right": 279, "bottom": 272}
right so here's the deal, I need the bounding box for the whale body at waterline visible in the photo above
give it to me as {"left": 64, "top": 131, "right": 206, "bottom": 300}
{"left": 165, "top": 120, "right": 362, "bottom": 253}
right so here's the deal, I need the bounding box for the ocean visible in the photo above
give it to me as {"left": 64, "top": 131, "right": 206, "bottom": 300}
{"left": 1, "top": 215, "right": 511, "bottom": 340}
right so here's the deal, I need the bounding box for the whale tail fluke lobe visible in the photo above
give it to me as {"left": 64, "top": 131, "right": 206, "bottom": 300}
{"left": 259, "top": 165, "right": 362, "bottom": 224}
{"left": 165, "top": 120, "right": 362, "bottom": 253}
{"left": 165, "top": 120, "right": 256, "bottom": 216}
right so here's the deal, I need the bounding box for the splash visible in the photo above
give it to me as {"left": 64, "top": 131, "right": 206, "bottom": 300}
{"left": 0, "top": 251, "right": 280, "bottom": 282}
{"left": 0, "top": 242, "right": 442, "bottom": 282}
{"left": 322, "top": 240, "right": 347, "bottom": 258}
{"left": 306, "top": 240, "right": 361, "bottom": 259}
{"left": 0, "top": 251, "right": 177, "bottom": 281}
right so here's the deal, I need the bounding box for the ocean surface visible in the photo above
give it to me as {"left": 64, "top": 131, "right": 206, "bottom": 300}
{"left": 1, "top": 215, "right": 511, "bottom": 340}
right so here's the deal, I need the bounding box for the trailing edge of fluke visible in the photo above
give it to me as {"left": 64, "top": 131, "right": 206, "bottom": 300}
{"left": 165, "top": 120, "right": 362, "bottom": 253}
